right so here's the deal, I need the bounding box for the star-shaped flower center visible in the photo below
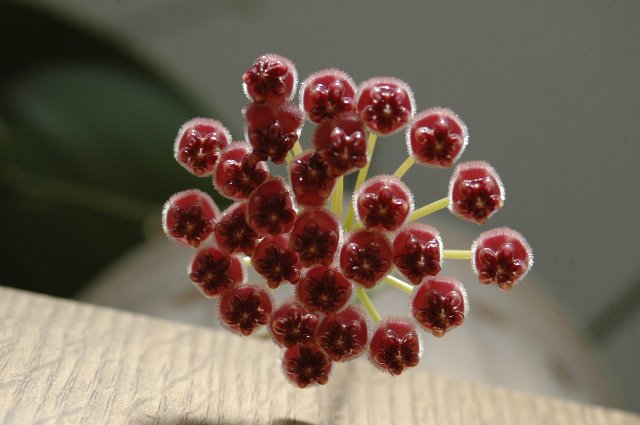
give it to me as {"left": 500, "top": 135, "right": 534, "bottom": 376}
{"left": 290, "top": 153, "right": 335, "bottom": 198}
{"left": 359, "top": 186, "right": 409, "bottom": 231}
{"left": 343, "top": 240, "right": 391, "bottom": 288}
{"left": 249, "top": 191, "right": 296, "bottom": 235}
{"left": 316, "top": 128, "right": 367, "bottom": 177}
{"left": 242, "top": 56, "right": 289, "bottom": 104}
{"left": 189, "top": 251, "right": 235, "bottom": 297}
{"left": 414, "top": 119, "right": 462, "bottom": 167}
{"left": 300, "top": 270, "right": 350, "bottom": 313}
{"left": 178, "top": 129, "right": 225, "bottom": 176}
{"left": 308, "top": 80, "right": 355, "bottom": 122}
{"left": 477, "top": 242, "right": 527, "bottom": 290}
{"left": 290, "top": 221, "right": 338, "bottom": 267}
{"left": 223, "top": 291, "right": 269, "bottom": 336}
{"left": 215, "top": 207, "right": 258, "bottom": 256}
{"left": 284, "top": 346, "right": 331, "bottom": 388}
{"left": 249, "top": 120, "right": 298, "bottom": 164}
{"left": 362, "top": 85, "right": 411, "bottom": 134}
{"left": 272, "top": 306, "right": 318, "bottom": 348}
{"left": 454, "top": 177, "right": 503, "bottom": 224}
{"left": 254, "top": 241, "right": 300, "bottom": 288}
{"left": 394, "top": 236, "right": 442, "bottom": 285}
{"left": 372, "top": 331, "right": 420, "bottom": 376}
{"left": 318, "top": 321, "right": 363, "bottom": 361}
{"left": 221, "top": 156, "right": 268, "bottom": 198}
{"left": 168, "top": 202, "right": 213, "bottom": 248}
{"left": 415, "top": 289, "right": 465, "bottom": 337}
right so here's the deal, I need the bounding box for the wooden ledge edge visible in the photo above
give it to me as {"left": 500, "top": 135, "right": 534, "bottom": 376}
{"left": 1, "top": 286, "right": 638, "bottom": 425}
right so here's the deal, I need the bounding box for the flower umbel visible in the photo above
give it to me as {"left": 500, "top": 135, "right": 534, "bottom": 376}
{"left": 163, "top": 53, "right": 533, "bottom": 388}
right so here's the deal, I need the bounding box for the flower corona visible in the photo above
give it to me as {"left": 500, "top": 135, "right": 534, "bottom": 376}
{"left": 163, "top": 53, "right": 533, "bottom": 387}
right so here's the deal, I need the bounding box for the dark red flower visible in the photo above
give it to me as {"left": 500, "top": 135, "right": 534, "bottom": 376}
{"left": 449, "top": 161, "right": 504, "bottom": 224}
{"left": 283, "top": 344, "right": 332, "bottom": 388}
{"left": 167, "top": 204, "right": 212, "bottom": 247}
{"left": 393, "top": 225, "right": 442, "bottom": 285}
{"left": 189, "top": 248, "right": 242, "bottom": 297}
{"left": 247, "top": 179, "right": 297, "bottom": 235}
{"left": 242, "top": 54, "right": 296, "bottom": 105}
{"left": 175, "top": 118, "right": 230, "bottom": 177}
{"left": 356, "top": 177, "right": 412, "bottom": 232}
{"left": 289, "top": 210, "right": 340, "bottom": 267}
{"left": 313, "top": 112, "right": 367, "bottom": 177}
{"left": 270, "top": 300, "right": 319, "bottom": 348}
{"left": 412, "top": 276, "right": 466, "bottom": 337}
{"left": 249, "top": 193, "right": 296, "bottom": 234}
{"left": 301, "top": 69, "right": 356, "bottom": 123}
{"left": 290, "top": 223, "right": 338, "bottom": 267}
{"left": 416, "top": 290, "right": 464, "bottom": 337}
{"left": 409, "top": 108, "right": 467, "bottom": 168}
{"left": 249, "top": 120, "right": 298, "bottom": 164}
{"left": 219, "top": 286, "right": 272, "bottom": 336}
{"left": 245, "top": 103, "right": 304, "bottom": 164}
{"left": 253, "top": 235, "right": 301, "bottom": 288}
{"left": 455, "top": 178, "right": 502, "bottom": 223}
{"left": 369, "top": 319, "right": 420, "bottom": 376}
{"left": 340, "top": 231, "right": 393, "bottom": 289}
{"left": 215, "top": 147, "right": 268, "bottom": 200}
{"left": 477, "top": 243, "right": 527, "bottom": 290}
{"left": 163, "top": 190, "right": 218, "bottom": 248}
{"left": 317, "top": 306, "right": 367, "bottom": 362}
{"left": 320, "top": 128, "right": 367, "bottom": 177}
{"left": 297, "top": 266, "right": 352, "bottom": 314}
{"left": 290, "top": 151, "right": 335, "bottom": 207}
{"left": 214, "top": 203, "right": 259, "bottom": 256}
{"left": 472, "top": 227, "right": 533, "bottom": 291}
{"left": 357, "top": 78, "right": 414, "bottom": 135}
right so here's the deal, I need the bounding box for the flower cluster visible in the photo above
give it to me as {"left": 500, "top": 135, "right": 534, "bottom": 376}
{"left": 163, "top": 53, "right": 533, "bottom": 388}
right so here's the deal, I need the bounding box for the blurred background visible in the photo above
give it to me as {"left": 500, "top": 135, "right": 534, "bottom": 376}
{"left": 1, "top": 0, "right": 638, "bottom": 413}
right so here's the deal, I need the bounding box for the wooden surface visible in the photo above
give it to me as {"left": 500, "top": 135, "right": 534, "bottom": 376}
{"left": 0, "top": 286, "right": 638, "bottom": 425}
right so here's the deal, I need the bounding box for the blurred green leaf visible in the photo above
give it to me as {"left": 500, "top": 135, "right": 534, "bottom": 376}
{"left": 0, "top": 3, "right": 224, "bottom": 297}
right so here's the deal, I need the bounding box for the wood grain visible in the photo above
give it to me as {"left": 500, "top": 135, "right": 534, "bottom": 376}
{"left": 0, "top": 286, "right": 637, "bottom": 425}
